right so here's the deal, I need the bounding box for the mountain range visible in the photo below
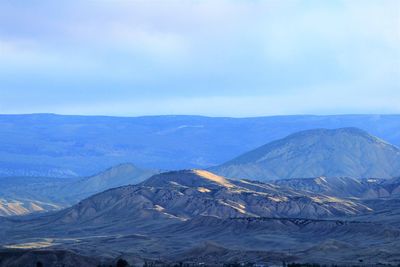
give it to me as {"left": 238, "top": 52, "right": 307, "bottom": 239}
{"left": 1, "top": 169, "right": 400, "bottom": 266}
{"left": 2, "top": 127, "right": 400, "bottom": 217}
{"left": 274, "top": 176, "right": 400, "bottom": 199}
{"left": 0, "top": 163, "right": 158, "bottom": 216}
{"left": 57, "top": 169, "right": 370, "bottom": 223}
{"left": 1, "top": 114, "right": 400, "bottom": 177}
{"left": 1, "top": 125, "right": 400, "bottom": 265}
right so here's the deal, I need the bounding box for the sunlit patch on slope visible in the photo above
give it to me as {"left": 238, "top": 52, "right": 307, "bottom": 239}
{"left": 4, "top": 239, "right": 56, "bottom": 249}
{"left": 169, "top": 181, "right": 189, "bottom": 188}
{"left": 197, "top": 187, "right": 211, "bottom": 193}
{"left": 150, "top": 204, "right": 187, "bottom": 221}
{"left": 0, "top": 198, "right": 62, "bottom": 216}
{"left": 192, "top": 170, "right": 234, "bottom": 188}
{"left": 268, "top": 196, "right": 288, "bottom": 202}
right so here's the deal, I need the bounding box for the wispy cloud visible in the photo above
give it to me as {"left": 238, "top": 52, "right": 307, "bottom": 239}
{"left": 0, "top": 0, "right": 399, "bottom": 115}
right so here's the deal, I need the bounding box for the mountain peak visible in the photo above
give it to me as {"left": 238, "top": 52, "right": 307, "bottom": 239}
{"left": 288, "top": 127, "right": 395, "bottom": 146}
{"left": 283, "top": 127, "right": 376, "bottom": 141}
{"left": 212, "top": 128, "right": 400, "bottom": 180}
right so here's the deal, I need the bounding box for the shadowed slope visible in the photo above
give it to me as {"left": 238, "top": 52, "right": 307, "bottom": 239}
{"left": 274, "top": 176, "right": 400, "bottom": 199}
{"left": 28, "top": 170, "right": 370, "bottom": 232}
{"left": 0, "top": 163, "right": 158, "bottom": 216}
{"left": 1, "top": 170, "right": 399, "bottom": 265}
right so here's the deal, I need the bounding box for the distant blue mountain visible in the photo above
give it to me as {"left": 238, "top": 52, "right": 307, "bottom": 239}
{"left": 212, "top": 128, "right": 400, "bottom": 180}
{"left": 0, "top": 114, "right": 399, "bottom": 177}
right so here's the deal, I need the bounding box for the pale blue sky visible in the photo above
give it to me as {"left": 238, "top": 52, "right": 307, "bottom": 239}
{"left": 0, "top": 0, "right": 399, "bottom": 116}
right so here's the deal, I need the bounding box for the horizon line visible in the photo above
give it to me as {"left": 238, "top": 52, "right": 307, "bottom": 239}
{"left": 0, "top": 112, "right": 399, "bottom": 119}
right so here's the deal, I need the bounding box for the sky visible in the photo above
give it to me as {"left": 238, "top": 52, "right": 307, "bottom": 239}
{"left": 0, "top": 0, "right": 399, "bottom": 117}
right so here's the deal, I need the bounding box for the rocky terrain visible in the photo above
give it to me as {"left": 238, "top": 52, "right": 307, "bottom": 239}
{"left": 1, "top": 126, "right": 400, "bottom": 266}
{"left": 212, "top": 128, "right": 400, "bottom": 180}
{"left": 45, "top": 170, "right": 371, "bottom": 224}
{"left": 0, "top": 198, "right": 61, "bottom": 217}
{"left": 1, "top": 170, "right": 400, "bottom": 266}
{"left": 274, "top": 176, "right": 400, "bottom": 199}
{"left": 0, "top": 163, "right": 158, "bottom": 216}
